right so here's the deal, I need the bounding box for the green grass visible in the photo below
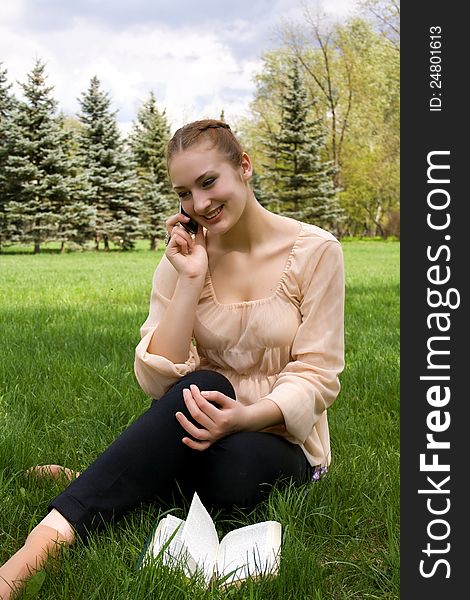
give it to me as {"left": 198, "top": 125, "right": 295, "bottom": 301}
{"left": 0, "top": 241, "right": 399, "bottom": 599}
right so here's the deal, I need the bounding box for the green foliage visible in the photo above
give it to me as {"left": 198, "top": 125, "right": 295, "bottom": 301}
{"left": 2, "top": 60, "right": 94, "bottom": 253}
{"left": 0, "top": 62, "right": 16, "bottom": 248}
{"left": 0, "top": 242, "right": 399, "bottom": 598}
{"left": 261, "top": 58, "right": 342, "bottom": 233}
{"left": 23, "top": 570, "right": 46, "bottom": 598}
{"left": 240, "top": 6, "right": 399, "bottom": 238}
{"left": 238, "top": 47, "right": 292, "bottom": 170}
{"left": 78, "top": 76, "right": 141, "bottom": 250}
{"left": 334, "top": 17, "right": 399, "bottom": 236}
{"left": 129, "top": 91, "right": 173, "bottom": 250}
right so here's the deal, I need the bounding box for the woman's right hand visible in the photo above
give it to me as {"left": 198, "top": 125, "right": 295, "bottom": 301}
{"left": 164, "top": 213, "right": 208, "bottom": 280}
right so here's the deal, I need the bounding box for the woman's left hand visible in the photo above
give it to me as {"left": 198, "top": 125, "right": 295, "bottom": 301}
{"left": 175, "top": 384, "right": 247, "bottom": 451}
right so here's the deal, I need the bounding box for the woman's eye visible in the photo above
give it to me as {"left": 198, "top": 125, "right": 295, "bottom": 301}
{"left": 178, "top": 191, "right": 191, "bottom": 199}
{"left": 202, "top": 178, "right": 215, "bottom": 188}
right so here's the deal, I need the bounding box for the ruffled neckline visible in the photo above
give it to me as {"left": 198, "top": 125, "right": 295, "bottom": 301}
{"left": 206, "top": 221, "right": 304, "bottom": 308}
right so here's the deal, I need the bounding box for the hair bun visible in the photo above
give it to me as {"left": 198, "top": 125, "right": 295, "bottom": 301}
{"left": 200, "top": 122, "right": 231, "bottom": 132}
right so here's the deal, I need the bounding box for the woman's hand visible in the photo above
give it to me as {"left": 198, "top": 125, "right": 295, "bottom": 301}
{"left": 175, "top": 384, "right": 248, "bottom": 451}
{"left": 165, "top": 213, "right": 208, "bottom": 280}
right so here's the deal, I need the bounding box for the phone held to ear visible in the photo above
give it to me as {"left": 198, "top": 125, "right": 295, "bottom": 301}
{"left": 180, "top": 204, "right": 199, "bottom": 235}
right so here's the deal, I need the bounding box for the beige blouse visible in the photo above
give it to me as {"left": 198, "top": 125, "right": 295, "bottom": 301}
{"left": 134, "top": 221, "right": 344, "bottom": 467}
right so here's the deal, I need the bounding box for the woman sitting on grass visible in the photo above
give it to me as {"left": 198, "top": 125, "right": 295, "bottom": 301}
{"left": 0, "top": 119, "right": 344, "bottom": 599}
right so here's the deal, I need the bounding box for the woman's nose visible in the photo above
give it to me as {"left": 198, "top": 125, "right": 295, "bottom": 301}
{"left": 192, "top": 190, "right": 211, "bottom": 214}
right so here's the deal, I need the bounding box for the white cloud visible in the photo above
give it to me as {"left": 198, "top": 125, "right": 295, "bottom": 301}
{"left": 0, "top": 1, "right": 358, "bottom": 135}
{"left": 0, "top": 0, "right": 24, "bottom": 22}
{"left": 1, "top": 18, "right": 262, "bottom": 133}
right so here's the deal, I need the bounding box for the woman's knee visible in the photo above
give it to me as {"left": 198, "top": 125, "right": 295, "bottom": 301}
{"left": 150, "top": 371, "right": 235, "bottom": 430}
{"left": 167, "top": 370, "right": 236, "bottom": 400}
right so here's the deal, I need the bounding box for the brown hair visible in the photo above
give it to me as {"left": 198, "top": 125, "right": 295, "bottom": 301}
{"left": 166, "top": 119, "right": 244, "bottom": 170}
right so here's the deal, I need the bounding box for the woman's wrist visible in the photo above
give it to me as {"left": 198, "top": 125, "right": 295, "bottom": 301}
{"left": 240, "top": 399, "right": 285, "bottom": 433}
{"left": 175, "top": 274, "right": 206, "bottom": 299}
{"left": 147, "top": 275, "right": 204, "bottom": 362}
{"left": 178, "top": 272, "right": 206, "bottom": 285}
{"left": 178, "top": 273, "right": 206, "bottom": 289}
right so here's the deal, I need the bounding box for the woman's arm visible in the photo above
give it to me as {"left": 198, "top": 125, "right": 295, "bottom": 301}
{"left": 261, "top": 240, "right": 345, "bottom": 444}
{"left": 147, "top": 274, "right": 204, "bottom": 364}
{"left": 134, "top": 216, "right": 209, "bottom": 398}
{"left": 148, "top": 219, "right": 208, "bottom": 363}
{"left": 134, "top": 260, "right": 204, "bottom": 399}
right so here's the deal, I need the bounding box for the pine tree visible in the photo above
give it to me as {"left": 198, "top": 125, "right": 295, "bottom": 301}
{"left": 129, "top": 91, "right": 173, "bottom": 250}
{"left": 4, "top": 59, "right": 91, "bottom": 253}
{"left": 262, "top": 59, "right": 343, "bottom": 232}
{"left": 78, "top": 76, "right": 141, "bottom": 250}
{"left": 55, "top": 113, "right": 96, "bottom": 250}
{"left": 0, "top": 62, "right": 16, "bottom": 249}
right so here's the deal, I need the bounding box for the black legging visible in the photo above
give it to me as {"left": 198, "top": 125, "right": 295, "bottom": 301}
{"left": 50, "top": 370, "right": 311, "bottom": 540}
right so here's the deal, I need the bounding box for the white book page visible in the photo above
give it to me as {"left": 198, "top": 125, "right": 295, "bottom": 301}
{"left": 216, "top": 521, "right": 282, "bottom": 584}
{"left": 152, "top": 515, "right": 185, "bottom": 565}
{"left": 181, "top": 492, "right": 220, "bottom": 583}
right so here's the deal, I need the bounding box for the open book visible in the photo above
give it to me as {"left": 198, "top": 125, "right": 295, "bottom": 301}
{"left": 139, "top": 492, "right": 282, "bottom": 587}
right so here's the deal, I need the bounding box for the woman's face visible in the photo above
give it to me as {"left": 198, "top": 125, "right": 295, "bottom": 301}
{"left": 168, "top": 142, "right": 252, "bottom": 234}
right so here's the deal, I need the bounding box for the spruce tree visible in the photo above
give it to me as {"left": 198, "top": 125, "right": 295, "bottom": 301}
{"left": 0, "top": 63, "right": 16, "bottom": 249}
{"left": 55, "top": 113, "right": 96, "bottom": 250}
{"left": 262, "top": 59, "right": 343, "bottom": 232}
{"left": 78, "top": 76, "right": 141, "bottom": 250}
{"left": 129, "top": 91, "right": 173, "bottom": 250}
{"left": 4, "top": 59, "right": 91, "bottom": 253}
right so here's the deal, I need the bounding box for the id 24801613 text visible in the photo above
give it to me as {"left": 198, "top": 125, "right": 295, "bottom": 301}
{"left": 429, "top": 26, "right": 443, "bottom": 112}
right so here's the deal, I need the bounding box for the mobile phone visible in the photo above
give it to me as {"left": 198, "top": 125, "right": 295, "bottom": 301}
{"left": 179, "top": 204, "right": 199, "bottom": 235}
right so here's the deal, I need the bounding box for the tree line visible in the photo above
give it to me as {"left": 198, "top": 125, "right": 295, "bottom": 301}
{"left": 0, "top": 63, "right": 172, "bottom": 252}
{"left": 0, "top": 0, "right": 399, "bottom": 253}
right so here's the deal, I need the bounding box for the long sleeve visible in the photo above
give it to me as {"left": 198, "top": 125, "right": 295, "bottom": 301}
{"left": 261, "top": 240, "right": 345, "bottom": 445}
{"left": 134, "top": 255, "right": 200, "bottom": 399}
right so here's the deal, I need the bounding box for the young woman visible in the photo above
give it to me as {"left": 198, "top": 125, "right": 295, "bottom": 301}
{"left": 0, "top": 119, "right": 344, "bottom": 599}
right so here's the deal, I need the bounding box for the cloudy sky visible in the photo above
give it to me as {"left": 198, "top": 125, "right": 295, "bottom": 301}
{"left": 1, "top": 0, "right": 358, "bottom": 134}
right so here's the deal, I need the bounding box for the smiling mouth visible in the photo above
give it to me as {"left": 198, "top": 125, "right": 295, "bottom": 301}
{"left": 203, "top": 205, "right": 223, "bottom": 220}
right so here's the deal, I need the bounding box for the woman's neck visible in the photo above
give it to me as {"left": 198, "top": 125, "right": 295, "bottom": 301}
{"left": 209, "top": 189, "right": 283, "bottom": 253}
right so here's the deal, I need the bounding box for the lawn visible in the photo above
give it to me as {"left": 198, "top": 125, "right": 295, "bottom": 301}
{"left": 0, "top": 240, "right": 399, "bottom": 599}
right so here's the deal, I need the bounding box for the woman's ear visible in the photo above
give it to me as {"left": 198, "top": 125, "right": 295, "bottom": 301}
{"left": 240, "top": 152, "right": 253, "bottom": 180}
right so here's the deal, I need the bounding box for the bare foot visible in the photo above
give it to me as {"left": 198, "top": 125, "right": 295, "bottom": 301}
{"left": 25, "top": 465, "right": 80, "bottom": 482}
